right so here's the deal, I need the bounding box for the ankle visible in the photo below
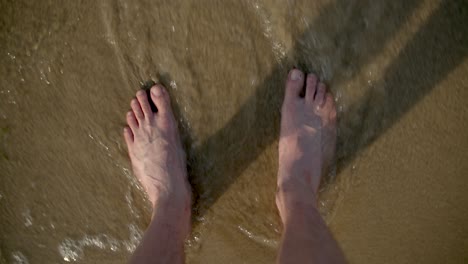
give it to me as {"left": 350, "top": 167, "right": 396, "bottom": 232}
{"left": 151, "top": 197, "right": 191, "bottom": 233}
{"left": 276, "top": 177, "right": 319, "bottom": 202}
{"left": 276, "top": 196, "right": 319, "bottom": 226}
{"left": 151, "top": 192, "right": 191, "bottom": 216}
{"left": 150, "top": 205, "right": 191, "bottom": 240}
{"left": 276, "top": 180, "right": 319, "bottom": 223}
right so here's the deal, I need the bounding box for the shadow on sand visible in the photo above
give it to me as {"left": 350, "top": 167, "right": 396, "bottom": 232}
{"left": 152, "top": 0, "right": 467, "bottom": 221}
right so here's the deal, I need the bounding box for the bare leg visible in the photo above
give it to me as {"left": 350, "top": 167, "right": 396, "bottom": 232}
{"left": 123, "top": 85, "right": 191, "bottom": 264}
{"left": 276, "top": 69, "right": 346, "bottom": 264}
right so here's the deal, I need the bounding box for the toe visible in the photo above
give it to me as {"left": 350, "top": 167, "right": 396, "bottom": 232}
{"left": 284, "top": 69, "right": 304, "bottom": 100}
{"left": 305, "top": 73, "right": 318, "bottom": 104}
{"left": 136, "top": 90, "right": 153, "bottom": 119}
{"left": 150, "top": 85, "right": 172, "bottom": 116}
{"left": 131, "top": 99, "right": 144, "bottom": 120}
{"left": 126, "top": 111, "right": 138, "bottom": 130}
{"left": 314, "top": 82, "right": 327, "bottom": 107}
{"left": 123, "top": 126, "right": 134, "bottom": 147}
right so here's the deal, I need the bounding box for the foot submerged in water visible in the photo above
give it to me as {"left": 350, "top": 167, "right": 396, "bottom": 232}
{"left": 276, "top": 68, "right": 337, "bottom": 223}
{"left": 123, "top": 85, "right": 191, "bottom": 231}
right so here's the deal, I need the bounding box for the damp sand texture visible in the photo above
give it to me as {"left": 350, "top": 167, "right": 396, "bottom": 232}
{"left": 1, "top": 0, "right": 468, "bottom": 263}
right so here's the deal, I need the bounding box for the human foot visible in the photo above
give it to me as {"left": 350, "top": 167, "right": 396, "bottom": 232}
{"left": 123, "top": 85, "right": 191, "bottom": 221}
{"left": 276, "top": 69, "right": 337, "bottom": 222}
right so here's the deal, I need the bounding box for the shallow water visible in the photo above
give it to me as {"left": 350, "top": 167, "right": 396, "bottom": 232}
{"left": 1, "top": 0, "right": 468, "bottom": 263}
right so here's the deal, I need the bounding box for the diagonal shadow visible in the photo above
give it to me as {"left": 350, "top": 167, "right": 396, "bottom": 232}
{"left": 163, "top": 0, "right": 467, "bottom": 221}
{"left": 337, "top": 0, "right": 468, "bottom": 169}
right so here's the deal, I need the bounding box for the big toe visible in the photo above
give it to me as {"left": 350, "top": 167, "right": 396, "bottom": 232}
{"left": 283, "top": 69, "right": 304, "bottom": 106}
{"left": 150, "top": 84, "right": 172, "bottom": 117}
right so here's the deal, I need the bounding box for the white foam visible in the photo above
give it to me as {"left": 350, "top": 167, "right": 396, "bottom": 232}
{"left": 22, "top": 209, "right": 33, "bottom": 227}
{"left": 58, "top": 224, "right": 143, "bottom": 262}
{"left": 237, "top": 225, "right": 278, "bottom": 248}
{"left": 11, "top": 251, "right": 29, "bottom": 264}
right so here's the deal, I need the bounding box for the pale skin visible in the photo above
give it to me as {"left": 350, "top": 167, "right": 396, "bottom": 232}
{"left": 124, "top": 69, "right": 346, "bottom": 263}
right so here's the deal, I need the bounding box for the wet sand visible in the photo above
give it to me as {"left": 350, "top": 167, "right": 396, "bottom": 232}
{"left": 1, "top": 0, "right": 467, "bottom": 263}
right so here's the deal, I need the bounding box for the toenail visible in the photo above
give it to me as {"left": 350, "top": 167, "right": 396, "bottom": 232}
{"left": 151, "top": 86, "right": 162, "bottom": 97}
{"left": 290, "top": 69, "right": 302, "bottom": 81}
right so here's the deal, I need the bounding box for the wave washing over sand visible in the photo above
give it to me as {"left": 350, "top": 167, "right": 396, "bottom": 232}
{"left": 1, "top": 0, "right": 467, "bottom": 263}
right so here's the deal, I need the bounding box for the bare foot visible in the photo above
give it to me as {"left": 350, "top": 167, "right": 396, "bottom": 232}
{"left": 276, "top": 69, "right": 337, "bottom": 223}
{"left": 123, "top": 85, "right": 191, "bottom": 224}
